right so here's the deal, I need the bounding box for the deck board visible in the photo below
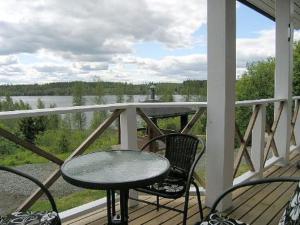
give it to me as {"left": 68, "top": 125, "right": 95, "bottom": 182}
{"left": 63, "top": 152, "right": 300, "bottom": 225}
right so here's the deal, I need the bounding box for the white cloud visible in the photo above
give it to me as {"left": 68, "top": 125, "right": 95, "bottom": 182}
{"left": 237, "top": 29, "right": 275, "bottom": 64}
{"left": 122, "top": 54, "right": 207, "bottom": 80}
{"left": 0, "top": 55, "right": 19, "bottom": 66}
{"left": 0, "top": 27, "right": 278, "bottom": 84}
{"left": 294, "top": 30, "right": 300, "bottom": 41}
{"left": 0, "top": 0, "right": 205, "bottom": 62}
{"left": 0, "top": 1, "right": 287, "bottom": 84}
{"left": 236, "top": 29, "right": 275, "bottom": 75}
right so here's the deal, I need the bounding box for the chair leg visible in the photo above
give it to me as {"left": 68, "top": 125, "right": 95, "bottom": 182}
{"left": 183, "top": 190, "right": 190, "bottom": 225}
{"left": 193, "top": 181, "right": 203, "bottom": 220}
{"left": 156, "top": 195, "right": 160, "bottom": 211}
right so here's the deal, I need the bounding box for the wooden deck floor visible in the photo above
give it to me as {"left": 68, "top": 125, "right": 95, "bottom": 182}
{"left": 64, "top": 152, "right": 300, "bottom": 225}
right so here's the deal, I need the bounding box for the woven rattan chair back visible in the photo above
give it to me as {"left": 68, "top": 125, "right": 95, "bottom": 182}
{"left": 163, "top": 133, "right": 199, "bottom": 176}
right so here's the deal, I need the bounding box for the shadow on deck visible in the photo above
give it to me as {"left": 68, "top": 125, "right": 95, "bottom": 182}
{"left": 63, "top": 152, "right": 300, "bottom": 225}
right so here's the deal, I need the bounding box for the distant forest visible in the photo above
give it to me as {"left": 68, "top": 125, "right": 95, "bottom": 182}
{"left": 0, "top": 80, "right": 207, "bottom": 96}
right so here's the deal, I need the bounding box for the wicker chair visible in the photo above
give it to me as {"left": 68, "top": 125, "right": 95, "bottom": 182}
{"left": 195, "top": 177, "right": 300, "bottom": 225}
{"left": 0, "top": 166, "right": 61, "bottom": 225}
{"left": 131, "top": 133, "right": 205, "bottom": 225}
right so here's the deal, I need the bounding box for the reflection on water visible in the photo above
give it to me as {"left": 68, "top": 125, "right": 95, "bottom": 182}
{"left": 1, "top": 95, "right": 189, "bottom": 108}
{"left": 0, "top": 95, "right": 188, "bottom": 127}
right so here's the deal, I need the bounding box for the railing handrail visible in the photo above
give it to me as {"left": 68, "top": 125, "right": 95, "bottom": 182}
{"left": 0, "top": 102, "right": 206, "bottom": 119}
{"left": 0, "top": 98, "right": 291, "bottom": 120}
{"left": 235, "top": 98, "right": 287, "bottom": 107}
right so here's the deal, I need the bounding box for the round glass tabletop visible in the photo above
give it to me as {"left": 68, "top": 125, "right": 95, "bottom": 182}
{"left": 61, "top": 150, "right": 170, "bottom": 190}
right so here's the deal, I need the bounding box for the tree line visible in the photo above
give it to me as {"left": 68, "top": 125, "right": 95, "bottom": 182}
{"left": 0, "top": 80, "right": 207, "bottom": 97}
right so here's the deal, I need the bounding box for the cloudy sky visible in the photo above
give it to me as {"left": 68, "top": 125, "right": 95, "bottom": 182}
{"left": 0, "top": 0, "right": 294, "bottom": 84}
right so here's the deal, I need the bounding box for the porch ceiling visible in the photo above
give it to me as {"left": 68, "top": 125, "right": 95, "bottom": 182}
{"left": 238, "top": 0, "right": 300, "bottom": 29}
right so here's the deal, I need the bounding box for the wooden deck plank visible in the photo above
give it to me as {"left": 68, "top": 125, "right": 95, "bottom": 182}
{"left": 225, "top": 154, "right": 299, "bottom": 218}
{"left": 62, "top": 153, "right": 300, "bottom": 225}
{"left": 143, "top": 197, "right": 201, "bottom": 225}
{"left": 267, "top": 207, "right": 286, "bottom": 225}
{"left": 253, "top": 182, "right": 296, "bottom": 224}
{"left": 239, "top": 169, "right": 298, "bottom": 224}
{"left": 228, "top": 165, "right": 298, "bottom": 221}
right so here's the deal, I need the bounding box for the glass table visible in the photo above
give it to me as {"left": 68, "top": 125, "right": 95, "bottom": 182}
{"left": 61, "top": 150, "right": 170, "bottom": 225}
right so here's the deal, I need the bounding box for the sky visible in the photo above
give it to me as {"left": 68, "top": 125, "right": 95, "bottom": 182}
{"left": 0, "top": 0, "right": 297, "bottom": 84}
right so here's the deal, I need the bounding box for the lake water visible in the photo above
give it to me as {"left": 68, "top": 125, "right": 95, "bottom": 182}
{"left": 1, "top": 95, "right": 188, "bottom": 127}
{"left": 6, "top": 95, "right": 187, "bottom": 109}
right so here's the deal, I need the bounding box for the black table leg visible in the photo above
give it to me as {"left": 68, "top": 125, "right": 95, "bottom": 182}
{"left": 112, "top": 190, "right": 116, "bottom": 216}
{"left": 106, "top": 189, "right": 129, "bottom": 225}
{"left": 119, "top": 189, "right": 129, "bottom": 225}
{"left": 107, "top": 190, "right": 112, "bottom": 224}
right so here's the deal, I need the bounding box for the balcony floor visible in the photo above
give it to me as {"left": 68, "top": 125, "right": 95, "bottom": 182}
{"left": 63, "top": 152, "right": 300, "bottom": 225}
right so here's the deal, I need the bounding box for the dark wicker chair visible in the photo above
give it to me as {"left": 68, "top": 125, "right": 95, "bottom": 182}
{"left": 195, "top": 177, "right": 300, "bottom": 225}
{"left": 131, "top": 133, "right": 205, "bottom": 225}
{"left": 0, "top": 166, "right": 61, "bottom": 225}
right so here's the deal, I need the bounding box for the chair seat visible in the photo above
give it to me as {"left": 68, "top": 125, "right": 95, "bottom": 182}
{"left": 196, "top": 213, "right": 247, "bottom": 225}
{"left": 0, "top": 211, "right": 59, "bottom": 225}
{"left": 136, "top": 169, "right": 187, "bottom": 198}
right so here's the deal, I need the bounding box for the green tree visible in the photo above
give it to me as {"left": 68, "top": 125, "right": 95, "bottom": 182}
{"left": 34, "top": 98, "right": 48, "bottom": 133}
{"left": 236, "top": 58, "right": 275, "bottom": 132}
{"left": 19, "top": 117, "right": 36, "bottom": 143}
{"left": 159, "top": 87, "right": 174, "bottom": 102}
{"left": 72, "top": 82, "right": 86, "bottom": 129}
{"left": 91, "top": 81, "right": 107, "bottom": 129}
{"left": 58, "top": 131, "right": 70, "bottom": 152}
{"left": 48, "top": 104, "right": 60, "bottom": 129}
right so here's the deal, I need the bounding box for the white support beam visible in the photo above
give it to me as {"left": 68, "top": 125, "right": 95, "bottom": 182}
{"left": 275, "top": 0, "right": 294, "bottom": 165}
{"left": 251, "top": 104, "right": 266, "bottom": 177}
{"left": 120, "top": 107, "right": 138, "bottom": 207}
{"left": 206, "top": 0, "right": 236, "bottom": 210}
{"left": 120, "top": 107, "right": 138, "bottom": 150}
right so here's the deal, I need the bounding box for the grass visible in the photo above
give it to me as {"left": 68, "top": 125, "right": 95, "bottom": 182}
{"left": 0, "top": 150, "right": 70, "bottom": 166}
{"left": 0, "top": 128, "right": 118, "bottom": 166}
{"left": 30, "top": 189, "right": 106, "bottom": 212}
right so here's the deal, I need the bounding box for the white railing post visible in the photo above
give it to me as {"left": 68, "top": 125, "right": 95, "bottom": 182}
{"left": 251, "top": 104, "right": 266, "bottom": 177}
{"left": 206, "top": 0, "right": 236, "bottom": 210}
{"left": 274, "top": 0, "right": 294, "bottom": 165}
{"left": 120, "top": 107, "right": 138, "bottom": 207}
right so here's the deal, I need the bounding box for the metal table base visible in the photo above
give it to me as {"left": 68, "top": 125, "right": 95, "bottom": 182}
{"left": 106, "top": 189, "right": 129, "bottom": 225}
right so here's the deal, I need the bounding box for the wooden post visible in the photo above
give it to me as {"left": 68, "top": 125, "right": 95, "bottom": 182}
{"left": 274, "top": 0, "right": 294, "bottom": 165}
{"left": 120, "top": 107, "right": 138, "bottom": 207}
{"left": 206, "top": 0, "right": 236, "bottom": 210}
{"left": 251, "top": 104, "right": 266, "bottom": 177}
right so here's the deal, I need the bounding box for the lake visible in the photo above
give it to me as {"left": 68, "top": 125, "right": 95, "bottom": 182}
{"left": 0, "top": 95, "right": 189, "bottom": 127}
{"left": 5, "top": 95, "right": 187, "bottom": 109}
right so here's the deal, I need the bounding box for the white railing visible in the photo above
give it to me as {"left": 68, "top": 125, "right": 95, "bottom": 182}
{"left": 0, "top": 98, "right": 299, "bottom": 222}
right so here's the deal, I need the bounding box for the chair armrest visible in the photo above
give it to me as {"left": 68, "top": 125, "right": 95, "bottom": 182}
{"left": 210, "top": 176, "right": 300, "bottom": 213}
{"left": 0, "top": 165, "right": 59, "bottom": 213}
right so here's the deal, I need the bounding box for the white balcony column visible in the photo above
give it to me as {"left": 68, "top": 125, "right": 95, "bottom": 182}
{"left": 251, "top": 104, "right": 266, "bottom": 177}
{"left": 275, "top": 0, "right": 294, "bottom": 165}
{"left": 120, "top": 107, "right": 138, "bottom": 150}
{"left": 206, "top": 0, "right": 236, "bottom": 210}
{"left": 120, "top": 107, "right": 138, "bottom": 206}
